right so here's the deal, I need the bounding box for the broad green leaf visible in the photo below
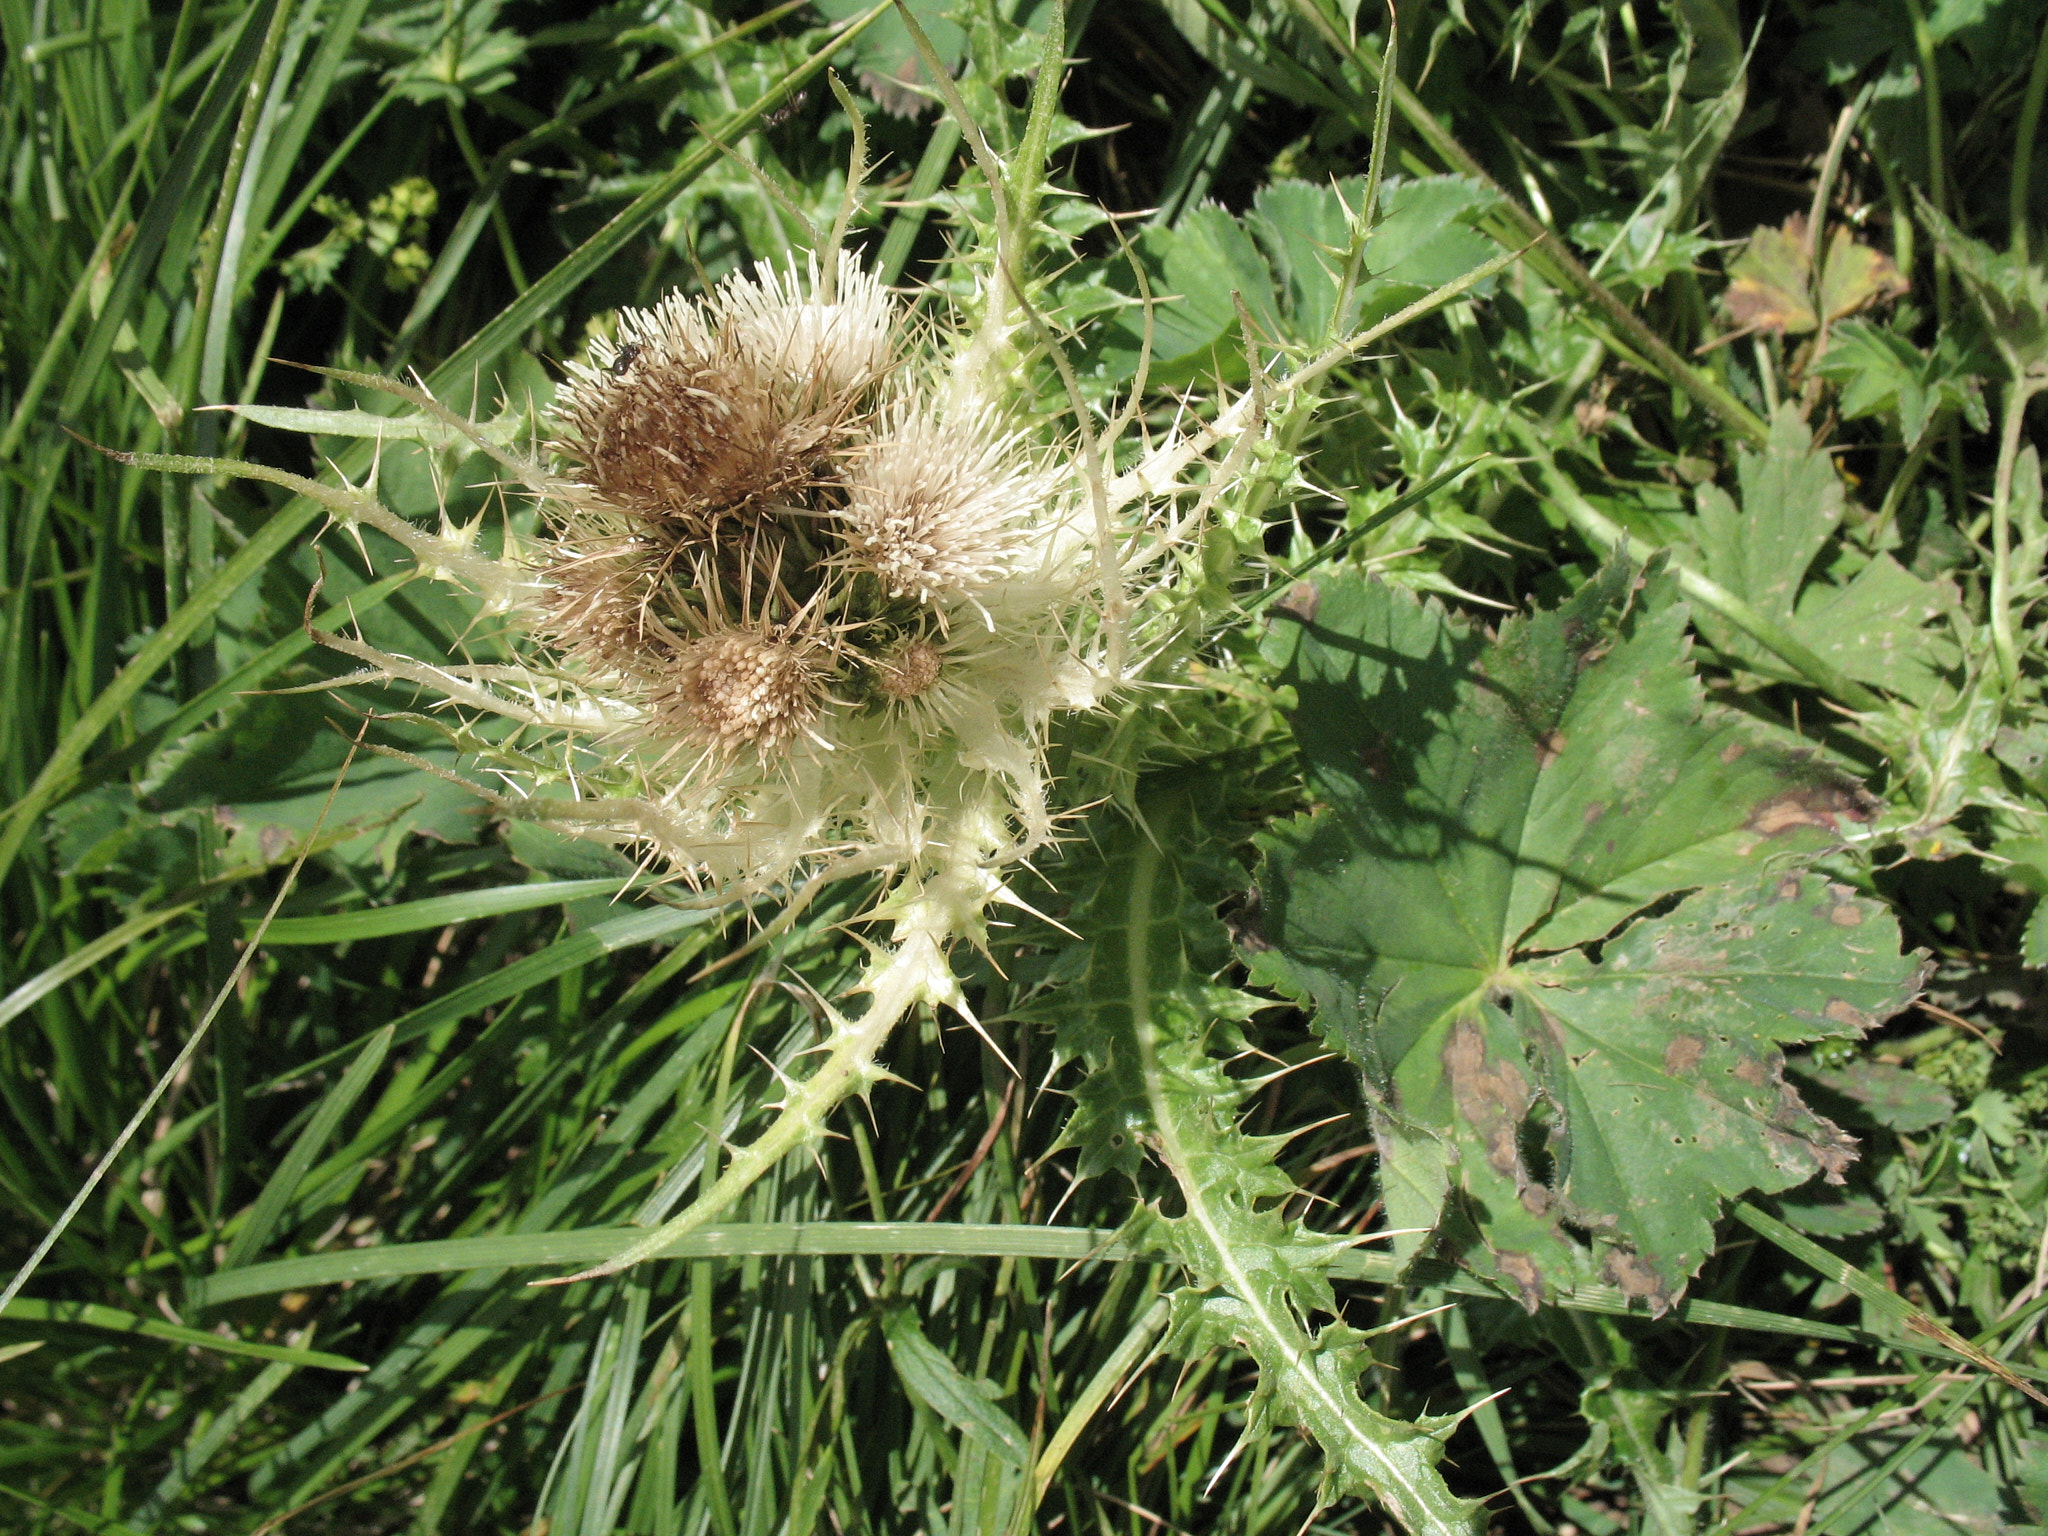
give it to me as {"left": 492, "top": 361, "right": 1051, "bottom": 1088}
{"left": 1249, "top": 565, "right": 1924, "bottom": 1308}
{"left": 1085, "top": 206, "right": 1281, "bottom": 386}
{"left": 1791, "top": 554, "right": 1962, "bottom": 705}
{"left": 50, "top": 695, "right": 485, "bottom": 897}
{"left": 1673, "top": 0, "right": 1744, "bottom": 95}
{"left": 1689, "top": 405, "right": 1959, "bottom": 698}
{"left": 1513, "top": 871, "right": 1920, "bottom": 1298}
{"left": 1774, "top": 1190, "right": 1886, "bottom": 1236}
{"left": 1723, "top": 216, "right": 1818, "bottom": 336}
{"left": 1083, "top": 176, "right": 1499, "bottom": 384}
{"left": 1245, "top": 176, "right": 1498, "bottom": 342}
{"left": 1793, "top": 1058, "right": 1955, "bottom": 1133}
{"left": 1693, "top": 405, "right": 1844, "bottom": 638}
{"left": 1723, "top": 1430, "right": 2012, "bottom": 1536}
{"left": 813, "top": 0, "right": 968, "bottom": 116}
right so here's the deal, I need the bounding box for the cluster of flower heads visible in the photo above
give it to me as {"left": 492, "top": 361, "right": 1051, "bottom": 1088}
{"left": 340, "top": 251, "right": 1126, "bottom": 904}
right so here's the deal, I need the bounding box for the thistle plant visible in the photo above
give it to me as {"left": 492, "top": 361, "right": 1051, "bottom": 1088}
{"left": 106, "top": 53, "right": 1240, "bottom": 1284}
{"left": 25, "top": 6, "right": 2048, "bottom": 1534}
{"left": 279, "top": 281, "right": 1169, "bottom": 1280}
{"left": 85, "top": 23, "right": 1539, "bottom": 1521}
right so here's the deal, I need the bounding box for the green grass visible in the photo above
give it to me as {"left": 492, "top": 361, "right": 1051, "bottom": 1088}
{"left": 3, "top": 1, "right": 2047, "bottom": 1533}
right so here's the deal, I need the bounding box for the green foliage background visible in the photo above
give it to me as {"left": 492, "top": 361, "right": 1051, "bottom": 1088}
{"left": 3, "top": 0, "right": 2048, "bottom": 1532}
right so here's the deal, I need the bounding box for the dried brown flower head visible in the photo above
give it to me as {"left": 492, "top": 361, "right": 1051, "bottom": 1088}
{"left": 523, "top": 251, "right": 1075, "bottom": 782}
{"left": 548, "top": 256, "right": 892, "bottom": 542}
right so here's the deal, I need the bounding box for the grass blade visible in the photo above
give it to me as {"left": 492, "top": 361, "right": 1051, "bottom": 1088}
{"left": 219, "top": 1023, "right": 393, "bottom": 1269}
{"left": 0, "top": 1297, "right": 365, "bottom": 1371}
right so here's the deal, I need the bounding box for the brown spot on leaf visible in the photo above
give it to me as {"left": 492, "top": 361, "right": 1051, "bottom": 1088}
{"left": 1536, "top": 730, "right": 1567, "bottom": 769}
{"left": 1722, "top": 215, "right": 1819, "bottom": 337}
{"left": 1272, "top": 581, "right": 1320, "bottom": 624}
{"left": 1824, "top": 998, "right": 1873, "bottom": 1032}
{"left": 1822, "top": 884, "right": 1863, "bottom": 926}
{"left": 1747, "top": 780, "right": 1878, "bottom": 838}
{"left": 1444, "top": 1020, "right": 1533, "bottom": 1179}
{"left": 1494, "top": 1251, "right": 1544, "bottom": 1312}
{"left": 1720, "top": 740, "right": 1746, "bottom": 765}
{"left": 1732, "top": 1057, "right": 1768, "bottom": 1087}
{"left": 1582, "top": 801, "right": 1607, "bottom": 827}
{"left": 1663, "top": 1035, "right": 1705, "bottom": 1076}
{"left": 1602, "top": 1249, "right": 1674, "bottom": 1315}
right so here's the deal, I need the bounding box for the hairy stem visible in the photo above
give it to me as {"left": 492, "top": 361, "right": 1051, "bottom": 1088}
{"left": 1988, "top": 378, "right": 2045, "bottom": 693}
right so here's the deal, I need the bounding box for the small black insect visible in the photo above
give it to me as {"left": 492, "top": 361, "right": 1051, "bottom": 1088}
{"left": 609, "top": 342, "right": 642, "bottom": 376}
{"left": 761, "top": 88, "right": 808, "bottom": 128}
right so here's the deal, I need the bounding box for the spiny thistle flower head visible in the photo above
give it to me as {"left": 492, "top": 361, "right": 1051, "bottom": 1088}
{"left": 833, "top": 406, "right": 1049, "bottom": 608}
{"left": 324, "top": 247, "right": 1183, "bottom": 912}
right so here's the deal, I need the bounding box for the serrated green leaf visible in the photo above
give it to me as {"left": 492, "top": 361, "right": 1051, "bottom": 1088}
{"left": 1773, "top": 1190, "right": 1886, "bottom": 1237}
{"left": 1250, "top": 565, "right": 1923, "bottom": 1309}
{"left": 1085, "top": 206, "right": 1281, "bottom": 387}
{"left": 1813, "top": 320, "right": 1985, "bottom": 451}
{"left": 1245, "top": 175, "right": 1498, "bottom": 343}
{"left": 1055, "top": 787, "right": 1482, "bottom": 1536}
{"left": 1514, "top": 869, "right": 1923, "bottom": 1295}
{"left": 1083, "top": 175, "right": 1499, "bottom": 386}
{"left": 1790, "top": 553, "right": 1961, "bottom": 705}
{"left": 1693, "top": 406, "right": 1844, "bottom": 641}
{"left": 1793, "top": 1058, "right": 1955, "bottom": 1133}
{"left": 1687, "top": 405, "right": 1959, "bottom": 698}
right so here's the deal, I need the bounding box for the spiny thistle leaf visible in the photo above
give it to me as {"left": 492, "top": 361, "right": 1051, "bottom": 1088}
{"left": 1248, "top": 562, "right": 1928, "bottom": 1311}
{"left": 1053, "top": 784, "right": 1483, "bottom": 1536}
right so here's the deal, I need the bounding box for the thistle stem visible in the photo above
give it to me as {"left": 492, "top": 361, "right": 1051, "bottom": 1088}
{"left": 1117, "top": 830, "right": 1480, "bottom": 1536}
{"left": 533, "top": 925, "right": 954, "bottom": 1286}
